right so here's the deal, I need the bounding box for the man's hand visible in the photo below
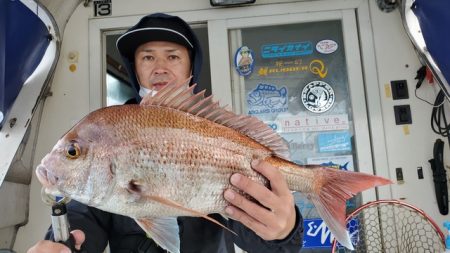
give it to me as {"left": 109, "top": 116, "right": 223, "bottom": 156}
{"left": 224, "top": 159, "right": 296, "bottom": 240}
{"left": 27, "top": 230, "right": 85, "bottom": 253}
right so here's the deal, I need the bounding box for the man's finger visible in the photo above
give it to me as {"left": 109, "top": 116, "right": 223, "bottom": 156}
{"left": 70, "top": 230, "right": 85, "bottom": 250}
{"left": 251, "top": 160, "right": 290, "bottom": 195}
{"left": 229, "top": 173, "right": 277, "bottom": 208}
{"left": 26, "top": 240, "right": 71, "bottom": 253}
{"left": 224, "top": 205, "right": 271, "bottom": 240}
{"left": 224, "top": 189, "right": 274, "bottom": 223}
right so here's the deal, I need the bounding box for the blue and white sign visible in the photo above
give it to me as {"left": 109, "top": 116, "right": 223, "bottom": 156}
{"left": 261, "top": 41, "right": 313, "bottom": 59}
{"left": 303, "top": 218, "right": 359, "bottom": 249}
{"left": 303, "top": 218, "right": 334, "bottom": 248}
{"left": 247, "top": 83, "right": 288, "bottom": 115}
{"left": 234, "top": 46, "right": 255, "bottom": 76}
{"left": 318, "top": 132, "right": 352, "bottom": 153}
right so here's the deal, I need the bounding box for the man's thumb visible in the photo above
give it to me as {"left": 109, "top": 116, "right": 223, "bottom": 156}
{"left": 70, "top": 230, "right": 85, "bottom": 249}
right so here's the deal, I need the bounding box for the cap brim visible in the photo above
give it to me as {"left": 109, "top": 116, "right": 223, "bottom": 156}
{"left": 117, "top": 28, "right": 193, "bottom": 60}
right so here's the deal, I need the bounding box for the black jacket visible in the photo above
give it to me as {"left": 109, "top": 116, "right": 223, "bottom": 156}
{"left": 45, "top": 200, "right": 303, "bottom": 253}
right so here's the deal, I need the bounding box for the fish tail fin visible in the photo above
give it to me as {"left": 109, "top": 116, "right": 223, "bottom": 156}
{"left": 306, "top": 167, "right": 391, "bottom": 250}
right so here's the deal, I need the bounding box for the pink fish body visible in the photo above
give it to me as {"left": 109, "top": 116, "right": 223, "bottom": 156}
{"left": 36, "top": 82, "right": 391, "bottom": 253}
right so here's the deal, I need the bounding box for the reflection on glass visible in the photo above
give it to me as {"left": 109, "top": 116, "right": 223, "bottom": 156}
{"left": 106, "top": 74, "right": 134, "bottom": 106}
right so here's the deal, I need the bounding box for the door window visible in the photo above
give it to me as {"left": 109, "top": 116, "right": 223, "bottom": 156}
{"left": 228, "top": 16, "right": 363, "bottom": 250}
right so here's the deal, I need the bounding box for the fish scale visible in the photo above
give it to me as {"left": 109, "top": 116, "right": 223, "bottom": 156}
{"left": 108, "top": 125, "right": 268, "bottom": 216}
{"left": 36, "top": 81, "right": 392, "bottom": 253}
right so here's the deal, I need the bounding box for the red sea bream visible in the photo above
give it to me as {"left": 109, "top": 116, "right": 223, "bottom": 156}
{"left": 36, "top": 82, "right": 391, "bottom": 253}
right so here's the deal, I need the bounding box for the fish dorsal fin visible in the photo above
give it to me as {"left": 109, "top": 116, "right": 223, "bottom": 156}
{"left": 140, "top": 80, "right": 290, "bottom": 160}
{"left": 135, "top": 217, "right": 180, "bottom": 253}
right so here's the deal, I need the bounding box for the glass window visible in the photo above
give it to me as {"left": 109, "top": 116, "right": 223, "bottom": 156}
{"left": 229, "top": 19, "right": 360, "bottom": 250}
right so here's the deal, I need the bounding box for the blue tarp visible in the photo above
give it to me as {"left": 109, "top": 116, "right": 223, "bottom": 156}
{"left": 0, "top": 0, "right": 50, "bottom": 127}
{"left": 413, "top": 0, "right": 450, "bottom": 86}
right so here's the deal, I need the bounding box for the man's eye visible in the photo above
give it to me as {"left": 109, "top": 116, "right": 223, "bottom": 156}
{"left": 168, "top": 55, "right": 180, "bottom": 60}
{"left": 143, "top": 55, "right": 154, "bottom": 61}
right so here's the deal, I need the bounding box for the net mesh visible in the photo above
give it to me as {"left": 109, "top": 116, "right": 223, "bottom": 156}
{"left": 332, "top": 200, "right": 445, "bottom": 253}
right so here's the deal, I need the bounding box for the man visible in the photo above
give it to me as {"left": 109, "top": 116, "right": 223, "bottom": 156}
{"left": 28, "top": 13, "right": 303, "bottom": 253}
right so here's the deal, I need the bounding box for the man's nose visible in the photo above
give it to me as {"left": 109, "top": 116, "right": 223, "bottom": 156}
{"left": 153, "top": 58, "right": 169, "bottom": 75}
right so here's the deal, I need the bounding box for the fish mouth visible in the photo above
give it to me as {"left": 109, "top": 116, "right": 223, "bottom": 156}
{"left": 36, "top": 164, "right": 59, "bottom": 187}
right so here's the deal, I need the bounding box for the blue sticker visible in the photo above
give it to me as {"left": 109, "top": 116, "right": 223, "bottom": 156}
{"left": 234, "top": 46, "right": 255, "bottom": 76}
{"left": 304, "top": 218, "right": 359, "bottom": 249}
{"left": 320, "top": 161, "right": 349, "bottom": 171}
{"left": 261, "top": 41, "right": 313, "bottom": 59}
{"left": 303, "top": 218, "right": 334, "bottom": 248}
{"left": 318, "top": 132, "right": 352, "bottom": 152}
{"left": 247, "top": 83, "right": 288, "bottom": 115}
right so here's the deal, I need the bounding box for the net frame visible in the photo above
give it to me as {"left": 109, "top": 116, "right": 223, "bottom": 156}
{"left": 331, "top": 199, "right": 445, "bottom": 252}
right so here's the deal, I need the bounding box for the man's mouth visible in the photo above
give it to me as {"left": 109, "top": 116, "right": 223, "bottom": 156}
{"left": 152, "top": 82, "right": 168, "bottom": 91}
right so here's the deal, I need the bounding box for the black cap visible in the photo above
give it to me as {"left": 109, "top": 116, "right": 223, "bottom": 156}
{"left": 116, "top": 13, "right": 195, "bottom": 61}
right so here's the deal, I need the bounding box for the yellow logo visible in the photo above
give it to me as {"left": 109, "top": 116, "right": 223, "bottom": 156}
{"left": 258, "top": 67, "right": 269, "bottom": 76}
{"left": 309, "top": 59, "right": 328, "bottom": 78}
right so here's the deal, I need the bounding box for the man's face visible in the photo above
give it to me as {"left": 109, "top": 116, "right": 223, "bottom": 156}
{"left": 134, "top": 41, "right": 191, "bottom": 91}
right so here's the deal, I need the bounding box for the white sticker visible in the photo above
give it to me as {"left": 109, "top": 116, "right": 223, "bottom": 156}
{"left": 301, "top": 80, "right": 335, "bottom": 113}
{"left": 316, "top": 40, "right": 338, "bottom": 54}
{"left": 0, "top": 111, "right": 3, "bottom": 124}
{"left": 274, "top": 114, "right": 349, "bottom": 133}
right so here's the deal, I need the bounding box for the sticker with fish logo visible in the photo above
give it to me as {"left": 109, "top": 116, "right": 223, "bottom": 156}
{"left": 261, "top": 41, "right": 313, "bottom": 59}
{"left": 316, "top": 39, "right": 338, "bottom": 54}
{"left": 247, "top": 83, "right": 288, "bottom": 115}
{"left": 301, "top": 81, "right": 335, "bottom": 113}
{"left": 317, "top": 132, "right": 352, "bottom": 153}
{"left": 307, "top": 155, "right": 354, "bottom": 171}
{"left": 234, "top": 46, "right": 255, "bottom": 76}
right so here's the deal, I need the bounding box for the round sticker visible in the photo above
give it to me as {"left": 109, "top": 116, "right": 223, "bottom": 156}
{"left": 234, "top": 46, "right": 255, "bottom": 76}
{"left": 301, "top": 81, "right": 335, "bottom": 113}
{"left": 316, "top": 40, "right": 338, "bottom": 54}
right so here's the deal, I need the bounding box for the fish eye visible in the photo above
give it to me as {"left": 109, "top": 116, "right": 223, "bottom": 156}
{"left": 66, "top": 142, "right": 80, "bottom": 159}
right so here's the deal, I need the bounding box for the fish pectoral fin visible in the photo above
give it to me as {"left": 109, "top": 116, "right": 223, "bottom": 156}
{"left": 135, "top": 217, "right": 180, "bottom": 253}
{"left": 146, "top": 195, "right": 237, "bottom": 236}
